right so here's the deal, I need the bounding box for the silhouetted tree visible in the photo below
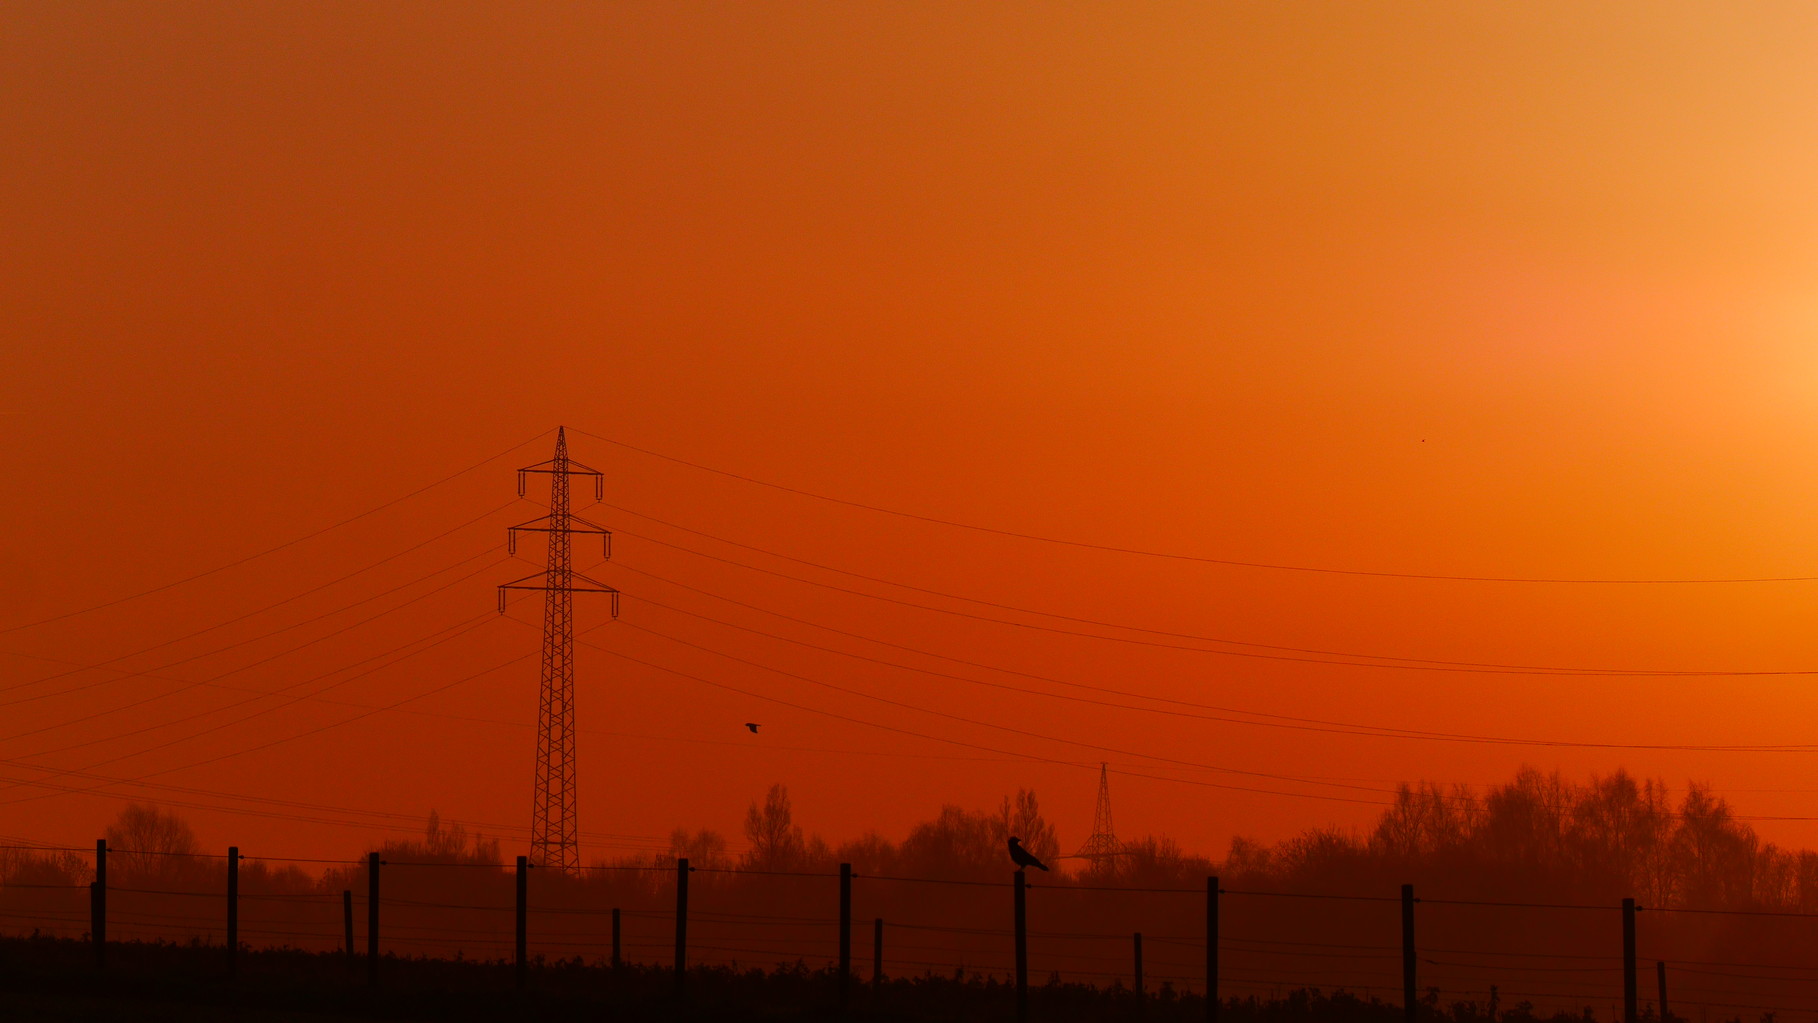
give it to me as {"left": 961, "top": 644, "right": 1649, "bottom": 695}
{"left": 1116, "top": 835, "right": 1212, "bottom": 887}
{"left": 670, "top": 827, "right": 731, "bottom": 870}
{"left": 1479, "top": 768, "right": 1572, "bottom": 881}
{"left": 1566, "top": 770, "right": 1667, "bottom": 896}
{"left": 1671, "top": 783, "right": 1755, "bottom": 909}
{"left": 1371, "top": 781, "right": 1479, "bottom": 866}
{"left": 742, "top": 783, "right": 805, "bottom": 871}
{"left": 1223, "top": 834, "right": 1274, "bottom": 878}
{"left": 899, "top": 805, "right": 1000, "bottom": 880}
{"left": 105, "top": 803, "right": 199, "bottom": 879}
{"left": 1215, "top": 766, "right": 1818, "bottom": 916}
{"left": 995, "top": 788, "right": 1059, "bottom": 865}
{"left": 378, "top": 810, "right": 500, "bottom": 866}
{"left": 833, "top": 831, "right": 900, "bottom": 875}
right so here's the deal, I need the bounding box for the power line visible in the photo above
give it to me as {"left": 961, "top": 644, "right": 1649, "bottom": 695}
{"left": 0, "top": 620, "right": 579, "bottom": 809}
{"left": 0, "top": 545, "right": 506, "bottom": 712}
{"left": 0, "top": 607, "right": 507, "bottom": 801}
{"left": 0, "top": 553, "right": 510, "bottom": 752}
{"left": 1, "top": 626, "right": 1042, "bottom": 838}
{"left": 616, "top": 619, "right": 1392, "bottom": 795}
{"left": 570, "top": 616, "right": 1818, "bottom": 821}
{"left": 0, "top": 498, "right": 522, "bottom": 698}
{"left": 569, "top": 426, "right": 1818, "bottom": 585}
{"left": 569, "top": 632, "right": 1392, "bottom": 808}
{"left": 609, "top": 503, "right": 1658, "bottom": 674}
{"left": 12, "top": 631, "right": 1033, "bottom": 771}
{"left": 0, "top": 779, "right": 666, "bottom": 846}
{"left": 0, "top": 561, "right": 585, "bottom": 806}
{"left": 0, "top": 428, "right": 551, "bottom": 636}
{"left": 15, "top": 632, "right": 1030, "bottom": 770}
{"left": 616, "top": 574, "right": 1818, "bottom": 755}
{"left": 609, "top": 517, "right": 1818, "bottom": 678}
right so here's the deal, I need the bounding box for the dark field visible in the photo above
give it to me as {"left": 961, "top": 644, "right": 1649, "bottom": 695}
{"left": 0, "top": 932, "right": 1698, "bottom": 1023}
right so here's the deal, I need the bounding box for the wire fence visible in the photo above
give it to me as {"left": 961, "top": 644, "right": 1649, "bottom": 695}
{"left": 4, "top": 842, "right": 1818, "bottom": 1020}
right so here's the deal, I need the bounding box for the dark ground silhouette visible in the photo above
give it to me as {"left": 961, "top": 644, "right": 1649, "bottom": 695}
{"left": 1, "top": 769, "right": 1811, "bottom": 1019}
{"left": 0, "top": 932, "right": 1699, "bottom": 1023}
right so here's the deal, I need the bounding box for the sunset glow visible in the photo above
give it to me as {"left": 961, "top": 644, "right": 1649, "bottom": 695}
{"left": 5, "top": 4, "right": 1818, "bottom": 1018}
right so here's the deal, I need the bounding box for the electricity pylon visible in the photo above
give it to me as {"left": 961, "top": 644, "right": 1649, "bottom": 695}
{"left": 1072, "top": 763, "right": 1122, "bottom": 863}
{"left": 497, "top": 427, "right": 618, "bottom": 873}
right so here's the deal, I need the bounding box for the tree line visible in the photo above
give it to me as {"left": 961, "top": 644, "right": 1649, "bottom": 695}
{"left": 1, "top": 766, "right": 1811, "bottom": 1020}
{"left": 649, "top": 768, "right": 1804, "bottom": 914}
{"left": 0, "top": 767, "right": 1802, "bottom": 911}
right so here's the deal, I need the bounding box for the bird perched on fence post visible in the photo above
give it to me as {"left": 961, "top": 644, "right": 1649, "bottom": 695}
{"left": 1007, "top": 837, "right": 1049, "bottom": 872}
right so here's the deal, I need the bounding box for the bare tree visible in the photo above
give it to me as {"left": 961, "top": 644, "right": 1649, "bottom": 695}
{"left": 1671, "top": 783, "right": 1757, "bottom": 910}
{"left": 899, "top": 805, "right": 999, "bottom": 880}
{"left": 670, "top": 827, "right": 731, "bottom": 870}
{"left": 105, "top": 803, "right": 199, "bottom": 878}
{"left": 742, "top": 783, "right": 805, "bottom": 871}
{"left": 995, "top": 789, "right": 1060, "bottom": 866}
{"left": 833, "top": 831, "right": 899, "bottom": 875}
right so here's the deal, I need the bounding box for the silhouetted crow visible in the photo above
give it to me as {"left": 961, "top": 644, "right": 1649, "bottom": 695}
{"left": 1007, "top": 837, "right": 1049, "bottom": 872}
{"left": 744, "top": 722, "right": 760, "bottom": 733}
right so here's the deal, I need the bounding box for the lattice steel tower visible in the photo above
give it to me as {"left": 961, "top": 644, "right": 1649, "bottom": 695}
{"left": 498, "top": 427, "right": 618, "bottom": 872}
{"left": 1072, "top": 763, "right": 1122, "bottom": 862}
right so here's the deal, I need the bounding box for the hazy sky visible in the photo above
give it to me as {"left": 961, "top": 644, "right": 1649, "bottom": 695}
{"left": 5, "top": 2, "right": 1818, "bottom": 863}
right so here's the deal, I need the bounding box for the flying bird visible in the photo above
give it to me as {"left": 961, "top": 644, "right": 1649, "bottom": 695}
{"left": 1006, "top": 837, "right": 1049, "bottom": 872}
{"left": 744, "top": 723, "right": 760, "bottom": 734}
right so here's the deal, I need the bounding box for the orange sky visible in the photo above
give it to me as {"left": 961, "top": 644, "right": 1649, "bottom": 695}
{"left": 5, "top": 2, "right": 1818, "bottom": 865}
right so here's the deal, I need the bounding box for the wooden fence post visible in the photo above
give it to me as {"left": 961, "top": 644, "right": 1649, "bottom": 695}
{"left": 1207, "top": 876, "right": 1219, "bottom": 1023}
{"left": 342, "top": 890, "right": 354, "bottom": 968}
{"left": 611, "top": 907, "right": 621, "bottom": 969}
{"left": 515, "top": 855, "right": 528, "bottom": 990}
{"left": 839, "top": 862, "right": 853, "bottom": 1010}
{"left": 1401, "top": 884, "right": 1416, "bottom": 1023}
{"left": 367, "top": 852, "right": 380, "bottom": 987}
{"left": 93, "top": 839, "right": 107, "bottom": 971}
{"left": 674, "top": 857, "right": 689, "bottom": 998}
{"left": 1622, "top": 898, "right": 1637, "bottom": 1023}
{"left": 874, "top": 917, "right": 884, "bottom": 994}
{"left": 1014, "top": 869, "right": 1028, "bottom": 1023}
{"left": 1134, "top": 931, "right": 1146, "bottom": 1019}
{"left": 1656, "top": 960, "right": 1669, "bottom": 1022}
{"left": 226, "top": 846, "right": 239, "bottom": 979}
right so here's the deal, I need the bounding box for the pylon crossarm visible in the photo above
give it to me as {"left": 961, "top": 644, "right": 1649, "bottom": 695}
{"left": 520, "top": 457, "right": 602, "bottom": 476}
{"left": 518, "top": 460, "right": 604, "bottom": 501}
{"left": 572, "top": 574, "right": 620, "bottom": 615}
{"left": 499, "top": 577, "right": 620, "bottom": 616}
{"left": 496, "top": 576, "right": 545, "bottom": 613}
{"left": 568, "top": 514, "right": 610, "bottom": 535}
{"left": 600, "top": 590, "right": 621, "bottom": 617}
{"left": 508, "top": 518, "right": 610, "bottom": 556}
{"left": 512, "top": 519, "right": 610, "bottom": 537}
{"left": 500, "top": 581, "right": 617, "bottom": 596}
{"left": 507, "top": 513, "right": 608, "bottom": 531}
{"left": 506, "top": 516, "right": 549, "bottom": 554}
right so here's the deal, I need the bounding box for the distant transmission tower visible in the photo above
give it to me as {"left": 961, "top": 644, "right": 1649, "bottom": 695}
{"left": 1072, "top": 763, "right": 1122, "bottom": 862}
{"left": 497, "top": 427, "right": 618, "bottom": 873}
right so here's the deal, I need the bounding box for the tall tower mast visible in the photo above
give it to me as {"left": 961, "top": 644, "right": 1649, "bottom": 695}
{"left": 498, "top": 427, "right": 618, "bottom": 872}
{"left": 1072, "top": 763, "right": 1122, "bottom": 864}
